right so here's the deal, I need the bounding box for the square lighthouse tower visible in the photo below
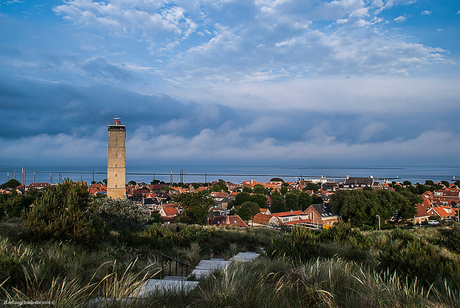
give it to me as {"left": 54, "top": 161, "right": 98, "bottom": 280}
{"left": 107, "top": 118, "right": 126, "bottom": 199}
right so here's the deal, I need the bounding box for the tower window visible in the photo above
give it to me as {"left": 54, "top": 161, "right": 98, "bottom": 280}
{"left": 115, "top": 174, "right": 117, "bottom": 177}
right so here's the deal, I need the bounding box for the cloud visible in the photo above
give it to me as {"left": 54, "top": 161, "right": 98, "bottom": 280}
{"left": 421, "top": 10, "right": 432, "bottom": 15}
{"left": 394, "top": 15, "right": 407, "bottom": 23}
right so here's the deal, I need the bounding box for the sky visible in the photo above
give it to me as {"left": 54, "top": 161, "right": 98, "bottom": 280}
{"left": 1, "top": 0, "right": 459, "bottom": 171}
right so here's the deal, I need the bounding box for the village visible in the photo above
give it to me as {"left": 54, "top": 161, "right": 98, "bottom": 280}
{"left": 4, "top": 174, "right": 459, "bottom": 230}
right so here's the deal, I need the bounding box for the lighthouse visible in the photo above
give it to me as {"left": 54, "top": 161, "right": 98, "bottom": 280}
{"left": 107, "top": 118, "right": 126, "bottom": 199}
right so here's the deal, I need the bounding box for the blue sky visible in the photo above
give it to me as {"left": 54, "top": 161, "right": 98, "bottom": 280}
{"left": 1, "top": 0, "right": 459, "bottom": 169}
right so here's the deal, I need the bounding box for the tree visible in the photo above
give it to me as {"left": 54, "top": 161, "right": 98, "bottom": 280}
{"left": 298, "top": 192, "right": 312, "bottom": 211}
{"left": 1, "top": 179, "right": 21, "bottom": 189}
{"left": 280, "top": 186, "right": 288, "bottom": 195}
{"left": 305, "top": 183, "right": 319, "bottom": 192}
{"left": 312, "top": 194, "right": 323, "bottom": 204}
{"left": 285, "top": 192, "right": 299, "bottom": 210}
{"left": 23, "top": 182, "right": 103, "bottom": 244}
{"left": 128, "top": 180, "right": 137, "bottom": 185}
{"left": 243, "top": 186, "right": 253, "bottom": 193}
{"left": 330, "top": 188, "right": 421, "bottom": 227}
{"left": 253, "top": 184, "right": 267, "bottom": 195}
{"left": 403, "top": 181, "right": 412, "bottom": 186}
{"left": 250, "top": 194, "right": 268, "bottom": 208}
{"left": 151, "top": 179, "right": 160, "bottom": 185}
{"left": 270, "top": 178, "right": 284, "bottom": 182}
{"left": 192, "top": 183, "right": 200, "bottom": 190}
{"left": 236, "top": 201, "right": 259, "bottom": 221}
{"left": 102, "top": 179, "right": 107, "bottom": 185}
{"left": 96, "top": 198, "right": 149, "bottom": 231}
{"left": 161, "top": 185, "right": 171, "bottom": 192}
{"left": 173, "top": 192, "right": 214, "bottom": 225}
{"left": 211, "top": 183, "right": 222, "bottom": 192}
{"left": 441, "top": 180, "right": 450, "bottom": 187}
{"left": 216, "top": 179, "right": 228, "bottom": 192}
{"left": 271, "top": 191, "right": 285, "bottom": 213}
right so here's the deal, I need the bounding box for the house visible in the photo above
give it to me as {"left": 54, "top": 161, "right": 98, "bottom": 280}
{"left": 427, "top": 206, "right": 458, "bottom": 220}
{"left": 413, "top": 203, "right": 430, "bottom": 224}
{"left": 341, "top": 176, "right": 374, "bottom": 189}
{"left": 432, "top": 188, "right": 460, "bottom": 206}
{"left": 26, "top": 182, "right": 50, "bottom": 190}
{"left": 272, "top": 210, "right": 309, "bottom": 226}
{"left": 252, "top": 213, "right": 281, "bottom": 227}
{"left": 304, "top": 203, "right": 340, "bottom": 228}
{"left": 210, "top": 215, "right": 247, "bottom": 228}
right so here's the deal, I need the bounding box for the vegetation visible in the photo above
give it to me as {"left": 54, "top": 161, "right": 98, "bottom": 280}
{"left": 330, "top": 188, "right": 422, "bottom": 226}
{"left": 1, "top": 180, "right": 460, "bottom": 307}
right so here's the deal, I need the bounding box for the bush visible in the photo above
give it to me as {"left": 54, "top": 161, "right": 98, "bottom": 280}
{"left": 96, "top": 198, "right": 149, "bottom": 232}
{"left": 23, "top": 182, "right": 103, "bottom": 245}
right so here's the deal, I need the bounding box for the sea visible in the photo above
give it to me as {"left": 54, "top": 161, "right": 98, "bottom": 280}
{"left": 1, "top": 164, "right": 459, "bottom": 186}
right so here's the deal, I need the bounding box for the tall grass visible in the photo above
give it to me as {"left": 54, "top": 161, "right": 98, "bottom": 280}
{"left": 189, "top": 257, "right": 460, "bottom": 308}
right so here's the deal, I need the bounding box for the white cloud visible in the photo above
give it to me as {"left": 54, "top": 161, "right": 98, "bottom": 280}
{"left": 394, "top": 15, "right": 407, "bottom": 23}
{"left": 421, "top": 10, "right": 431, "bottom": 15}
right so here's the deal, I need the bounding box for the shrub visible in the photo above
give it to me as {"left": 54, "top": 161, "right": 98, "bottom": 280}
{"left": 23, "top": 182, "right": 103, "bottom": 245}
{"left": 96, "top": 198, "right": 149, "bottom": 232}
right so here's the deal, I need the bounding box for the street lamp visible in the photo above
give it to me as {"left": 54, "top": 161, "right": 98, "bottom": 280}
{"left": 376, "top": 215, "right": 380, "bottom": 231}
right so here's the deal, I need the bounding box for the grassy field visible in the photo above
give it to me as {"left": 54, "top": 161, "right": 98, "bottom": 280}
{"left": 1, "top": 220, "right": 460, "bottom": 307}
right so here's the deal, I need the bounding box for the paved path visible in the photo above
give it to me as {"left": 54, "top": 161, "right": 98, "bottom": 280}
{"left": 136, "top": 252, "right": 260, "bottom": 296}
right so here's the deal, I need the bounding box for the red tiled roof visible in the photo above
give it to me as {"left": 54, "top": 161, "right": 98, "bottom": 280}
{"left": 253, "top": 213, "right": 273, "bottom": 224}
{"left": 211, "top": 215, "right": 247, "bottom": 228}
{"left": 272, "top": 210, "right": 304, "bottom": 217}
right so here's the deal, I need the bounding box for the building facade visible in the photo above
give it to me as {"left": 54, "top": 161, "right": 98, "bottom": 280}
{"left": 107, "top": 118, "right": 126, "bottom": 199}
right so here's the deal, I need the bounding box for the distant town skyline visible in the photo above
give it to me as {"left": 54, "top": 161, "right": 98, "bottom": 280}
{"left": 1, "top": 0, "right": 459, "bottom": 167}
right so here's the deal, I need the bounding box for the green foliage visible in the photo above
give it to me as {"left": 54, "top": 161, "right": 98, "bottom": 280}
{"left": 284, "top": 192, "right": 299, "bottom": 210}
{"left": 330, "top": 188, "right": 420, "bottom": 226}
{"left": 173, "top": 192, "right": 214, "bottom": 225}
{"left": 0, "top": 190, "right": 39, "bottom": 219}
{"left": 269, "top": 177, "right": 284, "bottom": 182}
{"left": 270, "top": 190, "right": 285, "bottom": 213}
{"left": 305, "top": 182, "right": 319, "bottom": 192}
{"left": 128, "top": 180, "right": 137, "bottom": 185}
{"left": 311, "top": 194, "right": 323, "bottom": 204}
{"left": 298, "top": 192, "right": 312, "bottom": 211}
{"left": 379, "top": 228, "right": 460, "bottom": 289}
{"left": 242, "top": 186, "right": 253, "bottom": 193}
{"left": 253, "top": 184, "right": 267, "bottom": 195}
{"left": 1, "top": 179, "right": 21, "bottom": 189}
{"left": 23, "top": 182, "right": 103, "bottom": 245}
{"left": 150, "top": 213, "right": 164, "bottom": 224}
{"left": 96, "top": 198, "right": 149, "bottom": 231}
{"left": 235, "top": 201, "right": 259, "bottom": 221}
{"left": 250, "top": 193, "right": 268, "bottom": 209}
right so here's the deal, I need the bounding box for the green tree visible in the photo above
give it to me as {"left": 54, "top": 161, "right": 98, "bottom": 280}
{"left": 23, "top": 182, "right": 103, "bottom": 244}
{"left": 128, "top": 180, "right": 137, "bottom": 185}
{"left": 151, "top": 179, "right": 160, "bottom": 185}
{"left": 1, "top": 179, "right": 21, "bottom": 189}
{"left": 298, "top": 192, "right": 312, "bottom": 211}
{"left": 305, "top": 182, "right": 319, "bottom": 192}
{"left": 192, "top": 183, "right": 200, "bottom": 190}
{"left": 253, "top": 184, "right": 267, "bottom": 195}
{"left": 250, "top": 193, "right": 268, "bottom": 209}
{"left": 96, "top": 198, "right": 149, "bottom": 231}
{"left": 312, "top": 194, "right": 323, "bottom": 204}
{"left": 285, "top": 192, "right": 299, "bottom": 210}
{"left": 271, "top": 191, "right": 285, "bottom": 213}
{"left": 236, "top": 201, "right": 259, "bottom": 221}
{"left": 242, "top": 186, "right": 253, "bottom": 193}
{"left": 216, "top": 179, "right": 229, "bottom": 192}
{"left": 270, "top": 178, "right": 284, "bottom": 182}
{"left": 173, "top": 192, "right": 213, "bottom": 225}
{"left": 441, "top": 180, "right": 450, "bottom": 187}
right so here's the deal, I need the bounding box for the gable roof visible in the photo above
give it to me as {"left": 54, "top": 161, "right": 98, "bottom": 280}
{"left": 211, "top": 215, "right": 247, "bottom": 228}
